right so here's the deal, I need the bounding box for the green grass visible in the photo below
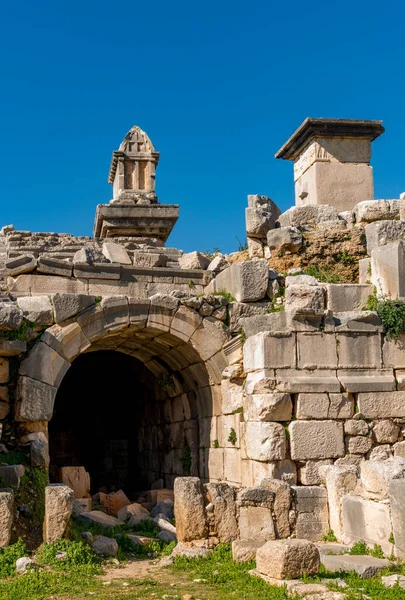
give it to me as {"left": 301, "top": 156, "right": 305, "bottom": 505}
{"left": 304, "top": 264, "right": 350, "bottom": 284}
{"left": 349, "top": 540, "right": 385, "bottom": 558}
{"left": 0, "top": 449, "right": 30, "bottom": 466}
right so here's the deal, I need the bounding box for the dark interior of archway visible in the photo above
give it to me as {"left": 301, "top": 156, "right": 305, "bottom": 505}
{"left": 49, "top": 350, "right": 162, "bottom": 497}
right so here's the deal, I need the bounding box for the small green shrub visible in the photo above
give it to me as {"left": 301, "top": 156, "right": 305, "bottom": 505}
{"left": 228, "top": 428, "right": 237, "bottom": 446}
{"left": 334, "top": 249, "right": 355, "bottom": 264}
{"left": 213, "top": 439, "right": 220, "bottom": 449}
{"left": 362, "top": 292, "right": 378, "bottom": 311}
{"left": 349, "top": 540, "right": 385, "bottom": 558}
{"left": 37, "top": 539, "right": 100, "bottom": 570}
{"left": 0, "top": 320, "right": 35, "bottom": 341}
{"left": 305, "top": 264, "right": 349, "bottom": 284}
{"left": 377, "top": 298, "right": 405, "bottom": 340}
{"left": 389, "top": 532, "right": 395, "bottom": 544}
{"left": 322, "top": 529, "right": 338, "bottom": 543}
{"left": 0, "top": 539, "right": 28, "bottom": 577}
{"left": 0, "top": 449, "right": 29, "bottom": 466}
{"left": 94, "top": 296, "right": 102, "bottom": 305}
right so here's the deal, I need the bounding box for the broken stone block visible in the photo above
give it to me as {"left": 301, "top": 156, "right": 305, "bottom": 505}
{"left": 72, "top": 498, "right": 92, "bottom": 516}
{"left": 366, "top": 220, "right": 405, "bottom": 254}
{"left": 357, "top": 391, "right": 405, "bottom": 418}
{"left": 321, "top": 553, "right": 390, "bottom": 578}
{"left": 157, "top": 530, "right": 177, "bottom": 543}
{"left": 208, "top": 260, "right": 269, "bottom": 302}
{"left": 100, "top": 489, "right": 130, "bottom": 517}
{"left": 293, "top": 486, "right": 329, "bottom": 541}
{"left": 52, "top": 293, "right": 95, "bottom": 323}
{"left": 289, "top": 421, "right": 344, "bottom": 460}
{"left": 360, "top": 458, "right": 405, "bottom": 500}
{"left": 179, "top": 251, "right": 210, "bottom": 270}
{"left": 17, "top": 296, "right": 54, "bottom": 326}
{"left": 232, "top": 539, "right": 264, "bottom": 562}
{"left": 285, "top": 274, "right": 319, "bottom": 286}
{"left": 245, "top": 422, "right": 286, "bottom": 461}
{"left": 174, "top": 477, "right": 208, "bottom": 542}
{"left": 359, "top": 257, "right": 372, "bottom": 284}
{"left": 247, "top": 237, "right": 265, "bottom": 258}
{"left": 369, "top": 445, "right": 392, "bottom": 461}
{"left": 0, "top": 490, "right": 13, "bottom": 547}
{"left": 344, "top": 419, "right": 369, "bottom": 435}
{"left": 207, "top": 254, "right": 229, "bottom": 274}
{"left": 44, "top": 484, "right": 74, "bottom": 543}
{"left": 78, "top": 510, "right": 124, "bottom": 529}
{"left": 285, "top": 285, "right": 325, "bottom": 311}
{"left": 102, "top": 242, "right": 131, "bottom": 265}
{"left": 382, "top": 574, "right": 405, "bottom": 589}
{"left": 73, "top": 262, "right": 120, "bottom": 280}
{"left": 73, "top": 246, "right": 109, "bottom": 264}
{"left": 16, "top": 557, "right": 34, "bottom": 574}
{"left": 299, "top": 459, "right": 333, "bottom": 486}
{"left": 30, "top": 432, "right": 50, "bottom": 467}
{"left": 221, "top": 379, "right": 244, "bottom": 415}
{"left": 5, "top": 255, "right": 37, "bottom": 276}
{"left": 261, "top": 478, "right": 291, "bottom": 538}
{"left": 59, "top": 466, "right": 90, "bottom": 500}
{"left": 119, "top": 502, "right": 150, "bottom": 523}
{"left": 205, "top": 482, "right": 238, "bottom": 543}
{"left": 277, "top": 205, "right": 342, "bottom": 230}
{"left": 267, "top": 227, "right": 302, "bottom": 254}
{"left": 354, "top": 199, "right": 400, "bottom": 223}
{"left": 91, "top": 535, "right": 118, "bottom": 557}
{"left": 132, "top": 252, "right": 167, "bottom": 268}
{"left": 320, "top": 465, "right": 358, "bottom": 540}
{"left": 243, "top": 393, "right": 292, "bottom": 422}
{"left": 37, "top": 257, "right": 73, "bottom": 277}
{"left": 256, "top": 539, "right": 320, "bottom": 580}
{"left": 0, "top": 303, "right": 23, "bottom": 330}
{"left": 341, "top": 494, "right": 393, "bottom": 556}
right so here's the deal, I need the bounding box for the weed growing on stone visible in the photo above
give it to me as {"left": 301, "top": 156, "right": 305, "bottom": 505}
{"left": 349, "top": 540, "right": 385, "bottom": 558}
{"left": 377, "top": 298, "right": 405, "bottom": 340}
{"left": 305, "top": 264, "right": 349, "bottom": 284}
{"left": 213, "top": 291, "right": 236, "bottom": 302}
{"left": 335, "top": 249, "right": 355, "bottom": 264}
{"left": 213, "top": 439, "right": 220, "bottom": 448}
{"left": 228, "top": 427, "right": 237, "bottom": 445}
{"left": 322, "top": 529, "right": 338, "bottom": 543}
{"left": 0, "top": 449, "right": 29, "bottom": 466}
{"left": 180, "top": 441, "right": 192, "bottom": 475}
{"left": 0, "top": 320, "right": 34, "bottom": 341}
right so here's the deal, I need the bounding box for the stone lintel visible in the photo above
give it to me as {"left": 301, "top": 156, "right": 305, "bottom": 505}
{"left": 93, "top": 204, "right": 179, "bottom": 241}
{"left": 275, "top": 118, "right": 384, "bottom": 161}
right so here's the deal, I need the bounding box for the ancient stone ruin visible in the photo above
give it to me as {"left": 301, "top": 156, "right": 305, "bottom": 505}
{"left": 2, "top": 118, "right": 405, "bottom": 588}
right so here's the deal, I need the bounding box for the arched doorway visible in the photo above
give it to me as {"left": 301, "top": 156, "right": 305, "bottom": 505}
{"left": 16, "top": 296, "right": 230, "bottom": 492}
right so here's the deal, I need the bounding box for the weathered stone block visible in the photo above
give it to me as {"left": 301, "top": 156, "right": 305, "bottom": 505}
{"left": 293, "top": 486, "right": 329, "bottom": 541}
{"left": 232, "top": 539, "right": 264, "bottom": 563}
{"left": 267, "top": 227, "right": 303, "bottom": 254}
{"left": 205, "top": 482, "right": 238, "bottom": 543}
{"left": 243, "top": 393, "right": 292, "bottom": 422}
{"left": 174, "top": 477, "right": 208, "bottom": 542}
{"left": 360, "top": 458, "right": 405, "bottom": 500}
{"left": 44, "top": 484, "right": 74, "bottom": 543}
{"left": 354, "top": 199, "right": 399, "bottom": 223}
{"left": 0, "top": 465, "right": 25, "bottom": 489}
{"left": 296, "top": 333, "right": 337, "bottom": 369}
{"left": 276, "top": 369, "right": 341, "bottom": 393}
{"left": 60, "top": 466, "right": 90, "bottom": 499}
{"left": 366, "top": 220, "right": 405, "bottom": 254}
{"left": 322, "top": 553, "right": 390, "bottom": 578}
{"left": 0, "top": 491, "right": 13, "bottom": 547}
{"left": 389, "top": 479, "right": 405, "bottom": 559}
{"left": 299, "top": 459, "right": 333, "bottom": 486}
{"left": 41, "top": 322, "right": 91, "bottom": 362}
{"left": 325, "top": 284, "right": 374, "bottom": 313}
{"left": 285, "top": 285, "right": 325, "bottom": 311}
{"left": 261, "top": 478, "right": 291, "bottom": 538}
{"left": 179, "top": 252, "right": 210, "bottom": 270}
{"left": 346, "top": 435, "right": 373, "bottom": 455}
{"left": 52, "top": 293, "right": 95, "bottom": 323}
{"left": 256, "top": 539, "right": 320, "bottom": 580}
{"left": 373, "top": 420, "right": 400, "bottom": 443}
{"left": 102, "top": 242, "right": 131, "bottom": 265}
{"left": 338, "top": 369, "right": 395, "bottom": 392}
{"left": 383, "top": 335, "right": 405, "bottom": 368}
{"left": 15, "top": 376, "right": 57, "bottom": 422}
{"left": 359, "top": 257, "right": 372, "bottom": 284}
{"left": 371, "top": 241, "right": 405, "bottom": 298}
{"left": 209, "top": 260, "right": 269, "bottom": 302}
{"left": 296, "top": 393, "right": 353, "bottom": 420}
{"left": 289, "top": 421, "right": 344, "bottom": 460}
{"left": 243, "top": 331, "right": 296, "bottom": 371}
{"left": 17, "top": 296, "right": 54, "bottom": 326}
{"left": 358, "top": 391, "right": 405, "bottom": 418}
{"left": 341, "top": 494, "right": 392, "bottom": 556}
{"left": 5, "top": 255, "right": 37, "bottom": 276}
{"left": 238, "top": 506, "right": 276, "bottom": 543}
{"left": 20, "top": 342, "right": 70, "bottom": 387}
{"left": 38, "top": 257, "right": 73, "bottom": 277}
{"left": 337, "top": 333, "right": 382, "bottom": 369}
{"left": 245, "top": 422, "right": 286, "bottom": 461}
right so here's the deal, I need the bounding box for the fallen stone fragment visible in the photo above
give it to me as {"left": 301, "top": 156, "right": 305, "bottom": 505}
{"left": 256, "top": 539, "right": 320, "bottom": 579}
{"left": 91, "top": 535, "right": 119, "bottom": 557}
{"left": 321, "top": 553, "right": 390, "bottom": 578}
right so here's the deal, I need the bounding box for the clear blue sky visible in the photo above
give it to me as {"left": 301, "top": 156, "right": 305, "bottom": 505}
{"left": 1, "top": 1, "right": 404, "bottom": 253}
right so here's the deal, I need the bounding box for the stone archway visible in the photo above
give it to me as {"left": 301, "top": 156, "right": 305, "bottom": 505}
{"left": 14, "top": 294, "right": 231, "bottom": 488}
